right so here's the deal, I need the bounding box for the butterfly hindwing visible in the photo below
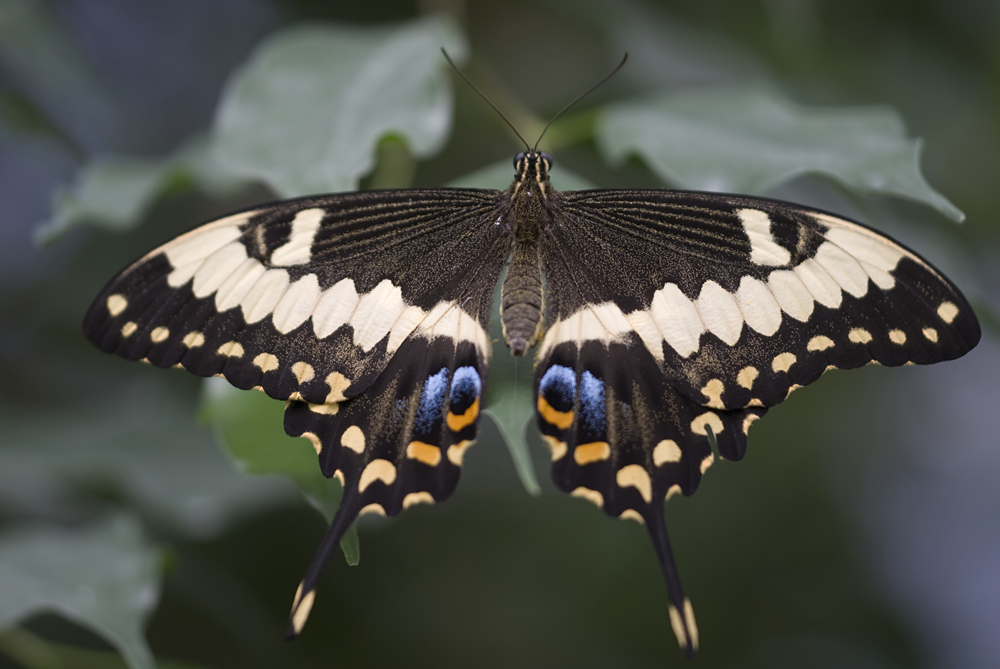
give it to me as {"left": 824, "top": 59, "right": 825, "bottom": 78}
{"left": 85, "top": 189, "right": 508, "bottom": 404}
{"left": 535, "top": 335, "right": 765, "bottom": 655}
{"left": 282, "top": 332, "right": 488, "bottom": 635}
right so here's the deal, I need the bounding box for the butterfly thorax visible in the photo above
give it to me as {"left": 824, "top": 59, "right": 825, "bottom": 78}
{"left": 500, "top": 150, "right": 555, "bottom": 356}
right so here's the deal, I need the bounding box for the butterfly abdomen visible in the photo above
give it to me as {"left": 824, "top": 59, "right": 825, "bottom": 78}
{"left": 501, "top": 242, "right": 543, "bottom": 356}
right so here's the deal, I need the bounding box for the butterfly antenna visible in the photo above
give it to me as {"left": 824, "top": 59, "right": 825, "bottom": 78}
{"left": 442, "top": 48, "right": 531, "bottom": 151}
{"left": 533, "top": 52, "right": 628, "bottom": 151}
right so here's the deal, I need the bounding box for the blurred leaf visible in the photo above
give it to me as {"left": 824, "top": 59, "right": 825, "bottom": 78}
{"left": 200, "top": 379, "right": 359, "bottom": 565}
{"left": 0, "top": 515, "right": 160, "bottom": 669}
{"left": 448, "top": 160, "right": 595, "bottom": 191}
{"left": 0, "top": 376, "right": 293, "bottom": 538}
{"left": 213, "top": 16, "right": 467, "bottom": 197}
{"left": 0, "top": 0, "right": 115, "bottom": 151}
{"left": 0, "top": 626, "right": 211, "bottom": 669}
{"left": 481, "top": 305, "right": 541, "bottom": 496}
{"left": 34, "top": 138, "right": 248, "bottom": 245}
{"left": 597, "top": 85, "right": 964, "bottom": 221}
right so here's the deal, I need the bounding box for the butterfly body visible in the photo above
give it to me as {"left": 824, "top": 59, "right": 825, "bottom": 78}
{"left": 84, "top": 148, "right": 979, "bottom": 656}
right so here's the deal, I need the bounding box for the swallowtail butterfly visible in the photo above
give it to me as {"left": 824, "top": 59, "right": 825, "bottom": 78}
{"left": 84, "top": 114, "right": 979, "bottom": 656}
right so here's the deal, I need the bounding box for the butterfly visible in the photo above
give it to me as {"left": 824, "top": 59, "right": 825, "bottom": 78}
{"left": 83, "top": 58, "right": 981, "bottom": 652}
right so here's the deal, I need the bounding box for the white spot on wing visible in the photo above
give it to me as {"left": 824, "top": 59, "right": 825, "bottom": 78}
{"left": 807, "top": 335, "right": 835, "bottom": 351}
{"left": 696, "top": 281, "right": 744, "bottom": 346}
{"left": 192, "top": 241, "right": 248, "bottom": 299}
{"left": 240, "top": 269, "right": 290, "bottom": 324}
{"left": 538, "top": 302, "right": 632, "bottom": 358}
{"left": 162, "top": 214, "right": 248, "bottom": 287}
{"left": 738, "top": 209, "right": 791, "bottom": 266}
{"left": 735, "top": 276, "right": 782, "bottom": 336}
{"left": 272, "top": 274, "right": 322, "bottom": 334}
{"left": 271, "top": 208, "right": 325, "bottom": 266}
{"left": 814, "top": 242, "right": 869, "bottom": 298}
{"left": 350, "top": 279, "right": 406, "bottom": 352}
{"left": 767, "top": 270, "right": 814, "bottom": 322}
{"left": 340, "top": 425, "right": 365, "bottom": 453}
{"left": 647, "top": 283, "right": 705, "bottom": 358}
{"left": 413, "top": 301, "right": 490, "bottom": 356}
{"left": 215, "top": 257, "right": 266, "bottom": 311}
{"left": 653, "top": 439, "right": 682, "bottom": 465}
{"left": 312, "top": 278, "right": 360, "bottom": 339}
{"left": 793, "top": 259, "right": 842, "bottom": 309}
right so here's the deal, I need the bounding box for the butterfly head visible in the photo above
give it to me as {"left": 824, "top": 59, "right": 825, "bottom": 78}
{"left": 513, "top": 150, "right": 553, "bottom": 185}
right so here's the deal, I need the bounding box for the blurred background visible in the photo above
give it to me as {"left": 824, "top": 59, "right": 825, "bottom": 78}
{"left": 1, "top": 0, "right": 999, "bottom": 667}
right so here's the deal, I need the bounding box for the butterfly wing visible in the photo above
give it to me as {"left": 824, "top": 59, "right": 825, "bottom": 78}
{"left": 535, "top": 189, "right": 980, "bottom": 654}
{"left": 85, "top": 189, "right": 508, "bottom": 405}
{"left": 84, "top": 188, "right": 512, "bottom": 635}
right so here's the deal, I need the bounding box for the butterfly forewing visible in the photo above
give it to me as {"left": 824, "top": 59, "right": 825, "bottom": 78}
{"left": 543, "top": 190, "right": 980, "bottom": 411}
{"left": 85, "top": 189, "right": 508, "bottom": 405}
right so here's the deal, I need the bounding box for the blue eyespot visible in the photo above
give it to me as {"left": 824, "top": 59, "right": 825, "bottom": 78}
{"left": 539, "top": 365, "right": 576, "bottom": 412}
{"left": 415, "top": 367, "right": 450, "bottom": 434}
{"left": 450, "top": 366, "right": 481, "bottom": 409}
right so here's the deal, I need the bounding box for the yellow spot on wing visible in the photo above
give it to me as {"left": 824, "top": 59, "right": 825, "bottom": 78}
{"left": 106, "top": 294, "right": 128, "bottom": 316}
{"left": 542, "top": 435, "right": 567, "bottom": 461}
{"left": 736, "top": 366, "right": 758, "bottom": 390}
{"left": 150, "top": 326, "right": 169, "bottom": 343}
{"left": 333, "top": 469, "right": 345, "bottom": 485}
{"left": 571, "top": 487, "right": 604, "bottom": 508}
{"left": 406, "top": 441, "right": 442, "bottom": 466}
{"left": 574, "top": 441, "right": 610, "bottom": 465}
{"left": 359, "top": 459, "right": 396, "bottom": 492}
{"left": 669, "top": 604, "right": 687, "bottom": 651}
{"left": 254, "top": 353, "right": 279, "bottom": 372}
{"left": 772, "top": 352, "right": 796, "bottom": 373}
{"left": 619, "top": 509, "right": 645, "bottom": 525}
{"left": 307, "top": 402, "right": 338, "bottom": 415}
{"left": 700, "top": 453, "right": 715, "bottom": 474}
{"left": 121, "top": 322, "right": 137, "bottom": 337}
{"left": 218, "top": 341, "right": 244, "bottom": 358}
{"left": 446, "top": 397, "right": 480, "bottom": 432}
{"left": 537, "top": 396, "right": 573, "bottom": 429}
{"left": 340, "top": 425, "right": 365, "bottom": 453}
{"left": 742, "top": 414, "right": 760, "bottom": 434}
{"left": 848, "top": 328, "right": 872, "bottom": 344}
{"left": 666, "top": 484, "right": 682, "bottom": 500}
{"left": 325, "top": 372, "right": 351, "bottom": 403}
{"left": 700, "top": 378, "right": 725, "bottom": 409}
{"left": 923, "top": 327, "right": 939, "bottom": 343}
{"left": 291, "top": 361, "right": 314, "bottom": 384}
{"left": 359, "top": 503, "right": 386, "bottom": 517}
{"left": 616, "top": 465, "right": 652, "bottom": 503}
{"left": 807, "top": 335, "right": 834, "bottom": 351}
{"left": 937, "top": 301, "right": 959, "bottom": 324}
{"left": 402, "top": 492, "right": 434, "bottom": 508}
{"left": 653, "top": 439, "right": 682, "bottom": 466}
{"left": 889, "top": 329, "right": 907, "bottom": 344}
{"left": 182, "top": 331, "right": 204, "bottom": 348}
{"left": 290, "top": 586, "right": 315, "bottom": 635}
{"left": 691, "top": 412, "right": 724, "bottom": 437}
{"left": 684, "top": 598, "right": 699, "bottom": 652}
{"left": 447, "top": 439, "right": 475, "bottom": 466}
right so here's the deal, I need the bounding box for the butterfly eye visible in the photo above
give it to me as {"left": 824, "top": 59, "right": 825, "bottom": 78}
{"left": 540, "top": 152, "right": 553, "bottom": 167}
{"left": 513, "top": 152, "right": 526, "bottom": 168}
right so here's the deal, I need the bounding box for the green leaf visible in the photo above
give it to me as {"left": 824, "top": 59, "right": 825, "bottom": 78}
{"left": 448, "top": 160, "right": 595, "bottom": 191}
{"left": 213, "top": 17, "right": 467, "bottom": 197}
{"left": 0, "top": 515, "right": 160, "bottom": 669}
{"left": 34, "top": 138, "right": 247, "bottom": 245}
{"left": 200, "top": 380, "right": 359, "bottom": 565}
{"left": 0, "top": 377, "right": 292, "bottom": 538}
{"left": 596, "top": 85, "right": 964, "bottom": 221}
